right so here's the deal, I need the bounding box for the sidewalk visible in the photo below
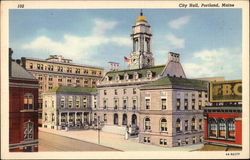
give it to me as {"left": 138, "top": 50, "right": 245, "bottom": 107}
{"left": 39, "top": 127, "right": 203, "bottom": 151}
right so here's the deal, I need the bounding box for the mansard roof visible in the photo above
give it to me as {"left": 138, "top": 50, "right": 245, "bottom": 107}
{"left": 103, "top": 65, "right": 165, "bottom": 81}
{"left": 46, "top": 86, "right": 97, "bottom": 94}
{"left": 142, "top": 76, "right": 208, "bottom": 90}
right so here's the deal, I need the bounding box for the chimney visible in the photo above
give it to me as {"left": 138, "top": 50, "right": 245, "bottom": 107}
{"left": 9, "top": 48, "right": 13, "bottom": 77}
{"left": 108, "top": 62, "right": 120, "bottom": 71}
{"left": 168, "top": 52, "right": 180, "bottom": 63}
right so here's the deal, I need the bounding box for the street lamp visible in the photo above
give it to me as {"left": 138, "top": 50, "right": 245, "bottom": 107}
{"left": 96, "top": 120, "right": 102, "bottom": 145}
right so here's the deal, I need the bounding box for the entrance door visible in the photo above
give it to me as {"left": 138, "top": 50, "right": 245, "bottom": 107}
{"left": 114, "top": 113, "right": 118, "bottom": 125}
{"left": 132, "top": 114, "right": 137, "bottom": 125}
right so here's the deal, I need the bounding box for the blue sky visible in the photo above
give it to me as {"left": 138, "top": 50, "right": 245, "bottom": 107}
{"left": 9, "top": 9, "right": 242, "bottom": 80}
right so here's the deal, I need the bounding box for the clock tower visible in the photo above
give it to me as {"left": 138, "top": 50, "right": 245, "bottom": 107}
{"left": 128, "top": 10, "right": 154, "bottom": 70}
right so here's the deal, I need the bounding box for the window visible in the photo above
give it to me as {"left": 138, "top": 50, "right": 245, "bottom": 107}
{"left": 24, "top": 93, "right": 34, "bottom": 110}
{"left": 176, "top": 118, "right": 181, "bottom": 132}
{"left": 44, "top": 113, "right": 48, "bottom": 121}
{"left": 199, "top": 136, "right": 203, "bottom": 143}
{"left": 48, "top": 84, "right": 53, "bottom": 90}
{"left": 205, "top": 92, "right": 208, "bottom": 98}
{"left": 60, "top": 97, "right": 65, "bottom": 108}
{"left": 104, "top": 90, "right": 107, "bottom": 95}
{"left": 218, "top": 119, "right": 226, "bottom": 138}
{"left": 44, "top": 100, "right": 47, "bottom": 108}
{"left": 114, "top": 114, "right": 118, "bottom": 125}
{"left": 184, "top": 99, "right": 188, "bottom": 110}
{"left": 192, "top": 137, "right": 196, "bottom": 144}
{"left": 52, "top": 100, "right": 54, "bottom": 108}
{"left": 177, "top": 139, "right": 181, "bottom": 146}
{"left": 83, "top": 97, "right": 87, "bottom": 108}
{"left": 123, "top": 89, "right": 126, "bottom": 94}
{"left": 144, "top": 118, "right": 151, "bottom": 131}
{"left": 58, "top": 78, "right": 62, "bottom": 82}
{"left": 75, "top": 68, "right": 80, "bottom": 74}
{"left": 185, "top": 138, "right": 189, "bottom": 144}
{"left": 67, "top": 79, "right": 72, "bottom": 83}
{"left": 132, "top": 99, "right": 137, "bottom": 110}
{"left": 51, "top": 113, "right": 55, "bottom": 122}
{"left": 94, "top": 101, "right": 97, "bottom": 108}
{"left": 209, "top": 118, "right": 217, "bottom": 137}
{"left": 92, "top": 81, "right": 96, "bottom": 86}
{"left": 145, "top": 99, "right": 150, "bottom": 110}
{"left": 114, "top": 99, "right": 118, "bottom": 110}
{"left": 161, "top": 98, "right": 166, "bottom": 110}
{"left": 133, "top": 88, "right": 136, "bottom": 94}
{"left": 143, "top": 137, "right": 150, "bottom": 143}
{"left": 199, "top": 119, "right": 202, "bottom": 130}
{"left": 103, "top": 99, "right": 107, "bottom": 109}
{"left": 76, "top": 79, "right": 80, "bottom": 83}
{"left": 114, "top": 89, "right": 118, "bottom": 95}
{"left": 160, "top": 118, "right": 167, "bottom": 132}
{"left": 198, "top": 100, "right": 202, "bottom": 110}
{"left": 76, "top": 96, "right": 80, "bottom": 108}
{"left": 104, "top": 114, "right": 107, "bottom": 122}
{"left": 24, "top": 122, "right": 34, "bottom": 140}
{"left": 228, "top": 119, "right": 235, "bottom": 139}
{"left": 198, "top": 92, "right": 202, "bottom": 98}
{"left": 191, "top": 117, "right": 196, "bottom": 131}
{"left": 38, "top": 75, "right": 43, "bottom": 80}
{"left": 68, "top": 96, "right": 73, "bottom": 108}
{"left": 123, "top": 99, "right": 127, "bottom": 109}
{"left": 176, "top": 99, "right": 180, "bottom": 110}
{"left": 29, "top": 63, "right": 33, "bottom": 69}
{"left": 184, "top": 120, "right": 188, "bottom": 131}
{"left": 160, "top": 139, "right": 167, "bottom": 145}
{"left": 37, "top": 64, "right": 40, "bottom": 70}
{"left": 192, "top": 99, "right": 195, "bottom": 110}
{"left": 40, "top": 64, "right": 43, "bottom": 70}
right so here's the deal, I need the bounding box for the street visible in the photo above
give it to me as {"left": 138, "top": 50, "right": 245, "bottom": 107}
{"left": 39, "top": 131, "right": 119, "bottom": 151}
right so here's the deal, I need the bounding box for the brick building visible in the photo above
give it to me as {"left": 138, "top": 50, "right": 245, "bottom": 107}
{"left": 9, "top": 48, "right": 39, "bottom": 152}
{"left": 204, "top": 80, "right": 242, "bottom": 147}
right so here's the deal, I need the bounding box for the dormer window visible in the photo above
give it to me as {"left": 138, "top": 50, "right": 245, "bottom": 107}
{"left": 146, "top": 71, "right": 152, "bottom": 79}
{"left": 115, "top": 74, "right": 120, "bottom": 81}
{"left": 124, "top": 73, "right": 129, "bottom": 80}
{"left": 134, "top": 72, "right": 139, "bottom": 80}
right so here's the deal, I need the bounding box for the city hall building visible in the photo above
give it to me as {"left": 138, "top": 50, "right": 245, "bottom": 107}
{"left": 95, "top": 12, "right": 208, "bottom": 147}
{"left": 9, "top": 48, "right": 39, "bottom": 152}
{"left": 21, "top": 55, "right": 104, "bottom": 125}
{"left": 204, "top": 80, "right": 242, "bottom": 147}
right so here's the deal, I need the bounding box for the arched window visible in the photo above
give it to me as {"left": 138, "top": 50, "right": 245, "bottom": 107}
{"left": 24, "top": 121, "right": 34, "bottom": 140}
{"left": 24, "top": 93, "right": 34, "bottom": 110}
{"left": 160, "top": 118, "right": 167, "bottom": 132}
{"left": 176, "top": 118, "right": 181, "bottom": 132}
{"left": 122, "top": 114, "right": 127, "bottom": 125}
{"left": 208, "top": 118, "right": 217, "bottom": 137}
{"left": 191, "top": 117, "right": 196, "bottom": 131}
{"left": 218, "top": 119, "right": 226, "bottom": 138}
{"left": 114, "top": 114, "right": 118, "bottom": 125}
{"left": 227, "top": 119, "right": 235, "bottom": 139}
{"left": 144, "top": 117, "right": 151, "bottom": 131}
{"left": 132, "top": 114, "right": 137, "bottom": 125}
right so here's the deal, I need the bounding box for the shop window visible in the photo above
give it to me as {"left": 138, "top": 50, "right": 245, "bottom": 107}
{"left": 218, "top": 119, "right": 226, "bottom": 138}
{"left": 209, "top": 118, "right": 217, "bottom": 137}
{"left": 227, "top": 119, "right": 235, "bottom": 139}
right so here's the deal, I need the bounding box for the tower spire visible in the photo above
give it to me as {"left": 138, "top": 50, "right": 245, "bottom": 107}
{"left": 140, "top": 9, "right": 143, "bottom": 16}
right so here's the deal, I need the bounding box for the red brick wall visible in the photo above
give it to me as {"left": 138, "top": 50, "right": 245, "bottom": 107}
{"left": 9, "top": 79, "right": 38, "bottom": 151}
{"left": 204, "top": 112, "right": 242, "bottom": 146}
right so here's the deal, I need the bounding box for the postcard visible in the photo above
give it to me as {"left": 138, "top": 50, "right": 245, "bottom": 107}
{"left": 1, "top": 0, "right": 249, "bottom": 159}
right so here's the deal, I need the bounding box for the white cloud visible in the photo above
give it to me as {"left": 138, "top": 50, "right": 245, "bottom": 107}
{"left": 169, "top": 16, "right": 191, "bottom": 29}
{"left": 92, "top": 18, "right": 118, "bottom": 35}
{"left": 165, "top": 34, "right": 185, "bottom": 49}
{"left": 183, "top": 48, "right": 242, "bottom": 79}
{"left": 22, "top": 18, "right": 130, "bottom": 66}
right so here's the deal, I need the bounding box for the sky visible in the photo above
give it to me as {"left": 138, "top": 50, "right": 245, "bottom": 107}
{"left": 9, "top": 9, "right": 242, "bottom": 80}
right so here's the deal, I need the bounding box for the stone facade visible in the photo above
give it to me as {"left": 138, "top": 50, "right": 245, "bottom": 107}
{"left": 42, "top": 86, "right": 97, "bottom": 130}
{"left": 94, "top": 11, "right": 208, "bottom": 148}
